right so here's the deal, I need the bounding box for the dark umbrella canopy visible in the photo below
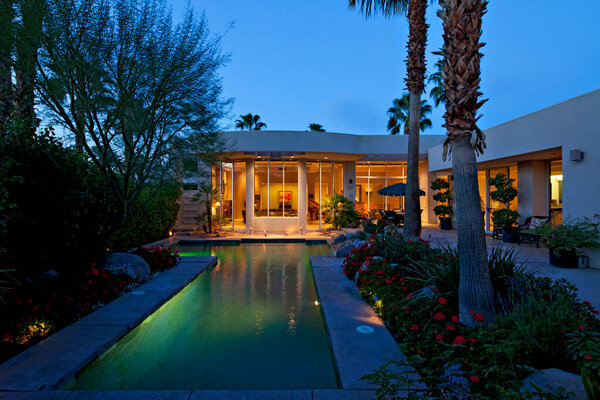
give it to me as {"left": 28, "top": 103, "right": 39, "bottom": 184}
{"left": 377, "top": 182, "right": 425, "bottom": 197}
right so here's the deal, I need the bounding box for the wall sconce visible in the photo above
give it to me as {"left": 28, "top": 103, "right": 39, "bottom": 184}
{"left": 570, "top": 149, "right": 584, "bottom": 162}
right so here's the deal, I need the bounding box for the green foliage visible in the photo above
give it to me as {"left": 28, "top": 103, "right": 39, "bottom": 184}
{"left": 192, "top": 182, "right": 220, "bottom": 234}
{"left": 430, "top": 178, "right": 452, "bottom": 218}
{"left": 489, "top": 173, "right": 520, "bottom": 227}
{"left": 339, "top": 228, "right": 598, "bottom": 398}
{"left": 235, "top": 113, "right": 267, "bottom": 130}
{"left": 308, "top": 123, "right": 325, "bottom": 132}
{"left": 536, "top": 215, "right": 600, "bottom": 256}
{"left": 132, "top": 245, "right": 180, "bottom": 274}
{"left": 322, "top": 194, "right": 360, "bottom": 230}
{"left": 108, "top": 181, "right": 181, "bottom": 252}
{"left": 1, "top": 127, "right": 114, "bottom": 276}
{"left": 387, "top": 94, "right": 433, "bottom": 135}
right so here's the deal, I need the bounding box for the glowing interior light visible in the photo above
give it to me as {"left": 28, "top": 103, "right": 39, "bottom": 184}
{"left": 314, "top": 301, "right": 319, "bottom": 306}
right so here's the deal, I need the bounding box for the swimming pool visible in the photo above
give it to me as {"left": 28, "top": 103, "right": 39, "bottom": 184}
{"left": 64, "top": 243, "right": 338, "bottom": 390}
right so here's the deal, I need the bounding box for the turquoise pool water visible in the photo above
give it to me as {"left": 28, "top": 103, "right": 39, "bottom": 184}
{"left": 64, "top": 243, "right": 338, "bottom": 390}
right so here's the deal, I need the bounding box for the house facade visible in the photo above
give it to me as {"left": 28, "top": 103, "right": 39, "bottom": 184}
{"left": 179, "top": 89, "right": 600, "bottom": 265}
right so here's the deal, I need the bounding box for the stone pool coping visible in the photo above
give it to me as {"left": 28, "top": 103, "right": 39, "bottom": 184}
{"left": 310, "top": 256, "right": 424, "bottom": 394}
{"left": 0, "top": 256, "right": 217, "bottom": 392}
{"left": 0, "top": 250, "right": 418, "bottom": 400}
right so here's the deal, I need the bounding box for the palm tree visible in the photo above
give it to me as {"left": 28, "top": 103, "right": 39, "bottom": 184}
{"left": 234, "top": 113, "right": 267, "bottom": 131}
{"left": 428, "top": 58, "right": 446, "bottom": 107}
{"left": 387, "top": 94, "right": 432, "bottom": 135}
{"left": 308, "top": 123, "right": 326, "bottom": 132}
{"left": 349, "top": 0, "right": 428, "bottom": 239}
{"left": 438, "top": 0, "right": 494, "bottom": 326}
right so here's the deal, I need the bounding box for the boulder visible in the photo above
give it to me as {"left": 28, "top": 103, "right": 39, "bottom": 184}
{"left": 335, "top": 244, "right": 354, "bottom": 258}
{"left": 333, "top": 233, "right": 346, "bottom": 244}
{"left": 522, "top": 369, "right": 585, "bottom": 399}
{"left": 100, "top": 253, "right": 151, "bottom": 283}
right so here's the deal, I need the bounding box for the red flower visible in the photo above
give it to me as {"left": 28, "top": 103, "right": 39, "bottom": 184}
{"left": 584, "top": 354, "right": 592, "bottom": 360}
{"left": 435, "top": 334, "right": 444, "bottom": 341}
{"left": 416, "top": 350, "right": 422, "bottom": 355}
{"left": 432, "top": 288, "right": 439, "bottom": 293}
{"left": 579, "top": 325, "right": 585, "bottom": 330}
{"left": 469, "top": 376, "right": 480, "bottom": 382}
{"left": 410, "top": 324, "right": 419, "bottom": 331}
{"left": 451, "top": 315, "right": 460, "bottom": 323}
{"left": 446, "top": 324, "right": 455, "bottom": 331}
{"left": 467, "top": 338, "right": 476, "bottom": 344}
{"left": 452, "top": 335, "right": 466, "bottom": 345}
{"left": 91, "top": 267, "right": 99, "bottom": 276}
{"left": 473, "top": 313, "right": 484, "bottom": 322}
{"left": 403, "top": 306, "right": 410, "bottom": 311}
{"left": 385, "top": 278, "right": 393, "bottom": 285}
{"left": 433, "top": 312, "right": 445, "bottom": 321}
{"left": 438, "top": 297, "right": 447, "bottom": 305}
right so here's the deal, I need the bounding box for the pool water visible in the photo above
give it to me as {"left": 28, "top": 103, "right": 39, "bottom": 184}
{"left": 64, "top": 243, "right": 338, "bottom": 390}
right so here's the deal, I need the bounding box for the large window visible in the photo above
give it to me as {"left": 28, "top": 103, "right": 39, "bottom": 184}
{"left": 356, "top": 163, "right": 407, "bottom": 215}
{"left": 255, "top": 160, "right": 298, "bottom": 217}
{"left": 306, "top": 161, "right": 344, "bottom": 229}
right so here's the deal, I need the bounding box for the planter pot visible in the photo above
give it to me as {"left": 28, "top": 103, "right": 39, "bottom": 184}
{"left": 549, "top": 247, "right": 578, "bottom": 268}
{"left": 502, "top": 226, "right": 519, "bottom": 243}
{"left": 439, "top": 217, "right": 453, "bottom": 231}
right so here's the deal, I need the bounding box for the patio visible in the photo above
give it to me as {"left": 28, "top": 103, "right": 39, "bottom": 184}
{"left": 421, "top": 224, "right": 600, "bottom": 310}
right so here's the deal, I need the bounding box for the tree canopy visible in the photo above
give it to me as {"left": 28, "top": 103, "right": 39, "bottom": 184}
{"left": 235, "top": 113, "right": 267, "bottom": 130}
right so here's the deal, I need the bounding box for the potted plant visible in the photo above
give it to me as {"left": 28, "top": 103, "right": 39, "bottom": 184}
{"left": 489, "top": 173, "right": 520, "bottom": 243}
{"left": 430, "top": 178, "right": 453, "bottom": 230}
{"left": 536, "top": 215, "right": 600, "bottom": 268}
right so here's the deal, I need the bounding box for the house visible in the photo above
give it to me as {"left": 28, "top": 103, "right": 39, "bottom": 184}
{"left": 179, "top": 89, "right": 600, "bottom": 265}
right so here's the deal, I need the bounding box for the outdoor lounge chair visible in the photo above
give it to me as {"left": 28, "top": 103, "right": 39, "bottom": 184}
{"left": 518, "top": 216, "right": 550, "bottom": 247}
{"left": 383, "top": 210, "right": 403, "bottom": 226}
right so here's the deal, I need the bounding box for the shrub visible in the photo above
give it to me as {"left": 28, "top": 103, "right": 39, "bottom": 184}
{"left": 536, "top": 215, "right": 600, "bottom": 256}
{"left": 132, "top": 246, "right": 180, "bottom": 274}
{"left": 322, "top": 194, "right": 361, "bottom": 230}
{"left": 341, "top": 241, "right": 376, "bottom": 279}
{"left": 108, "top": 181, "right": 181, "bottom": 252}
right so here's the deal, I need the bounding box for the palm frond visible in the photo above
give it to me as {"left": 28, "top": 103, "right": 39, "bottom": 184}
{"left": 348, "top": 0, "right": 409, "bottom": 18}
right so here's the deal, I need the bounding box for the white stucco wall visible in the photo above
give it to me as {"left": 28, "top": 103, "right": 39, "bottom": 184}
{"left": 428, "top": 89, "right": 600, "bottom": 267}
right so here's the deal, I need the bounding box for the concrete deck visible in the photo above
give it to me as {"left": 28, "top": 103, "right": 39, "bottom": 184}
{"left": 420, "top": 225, "right": 600, "bottom": 309}
{"left": 311, "top": 256, "right": 422, "bottom": 395}
{"left": 0, "top": 256, "right": 218, "bottom": 392}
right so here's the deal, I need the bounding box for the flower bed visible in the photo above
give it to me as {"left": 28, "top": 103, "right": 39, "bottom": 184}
{"left": 344, "top": 230, "right": 600, "bottom": 399}
{"left": 0, "top": 245, "right": 179, "bottom": 363}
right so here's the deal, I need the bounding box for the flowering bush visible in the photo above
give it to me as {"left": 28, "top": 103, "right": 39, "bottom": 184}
{"left": 132, "top": 245, "right": 180, "bottom": 273}
{"left": 342, "top": 233, "right": 600, "bottom": 398}
{"left": 341, "top": 241, "right": 376, "bottom": 279}
{"left": 0, "top": 265, "right": 134, "bottom": 362}
{"left": 536, "top": 214, "right": 600, "bottom": 256}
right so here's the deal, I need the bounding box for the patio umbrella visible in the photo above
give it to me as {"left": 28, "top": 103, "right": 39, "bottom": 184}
{"left": 377, "top": 182, "right": 426, "bottom": 197}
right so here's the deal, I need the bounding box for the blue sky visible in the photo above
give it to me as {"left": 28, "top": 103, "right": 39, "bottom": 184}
{"left": 173, "top": 0, "right": 600, "bottom": 135}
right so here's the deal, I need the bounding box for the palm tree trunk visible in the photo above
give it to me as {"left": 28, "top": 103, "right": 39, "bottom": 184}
{"left": 403, "top": 91, "right": 421, "bottom": 238}
{"left": 403, "top": 0, "right": 428, "bottom": 239}
{"left": 452, "top": 135, "right": 494, "bottom": 324}
{"left": 439, "top": 0, "right": 494, "bottom": 326}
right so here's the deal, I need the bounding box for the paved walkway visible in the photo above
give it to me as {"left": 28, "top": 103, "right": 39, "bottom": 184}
{"left": 421, "top": 225, "right": 600, "bottom": 309}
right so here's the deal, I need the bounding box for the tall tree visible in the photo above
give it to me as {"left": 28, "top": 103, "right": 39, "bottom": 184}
{"left": 0, "top": 0, "right": 14, "bottom": 133}
{"left": 234, "top": 113, "right": 266, "bottom": 130}
{"left": 438, "top": 0, "right": 494, "bottom": 326}
{"left": 349, "top": 0, "right": 428, "bottom": 239}
{"left": 427, "top": 58, "right": 446, "bottom": 106}
{"left": 308, "top": 123, "right": 325, "bottom": 132}
{"left": 387, "top": 94, "right": 432, "bottom": 135}
{"left": 14, "top": 0, "right": 44, "bottom": 133}
{"left": 37, "top": 0, "right": 229, "bottom": 221}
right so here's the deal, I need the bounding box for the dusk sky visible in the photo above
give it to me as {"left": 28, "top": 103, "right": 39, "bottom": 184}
{"left": 174, "top": 0, "right": 600, "bottom": 135}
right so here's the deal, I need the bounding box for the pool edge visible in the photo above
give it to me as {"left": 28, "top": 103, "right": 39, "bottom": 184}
{"left": 0, "top": 257, "right": 218, "bottom": 392}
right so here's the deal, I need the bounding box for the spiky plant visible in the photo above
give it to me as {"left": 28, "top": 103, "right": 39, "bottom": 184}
{"left": 234, "top": 113, "right": 267, "bottom": 131}
{"left": 438, "top": 0, "right": 494, "bottom": 326}
{"left": 308, "top": 123, "right": 325, "bottom": 132}
{"left": 387, "top": 94, "right": 432, "bottom": 135}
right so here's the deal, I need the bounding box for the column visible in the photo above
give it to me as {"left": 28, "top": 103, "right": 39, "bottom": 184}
{"left": 343, "top": 161, "right": 356, "bottom": 204}
{"left": 298, "top": 159, "right": 307, "bottom": 234}
{"left": 517, "top": 160, "right": 549, "bottom": 223}
{"left": 245, "top": 160, "right": 255, "bottom": 234}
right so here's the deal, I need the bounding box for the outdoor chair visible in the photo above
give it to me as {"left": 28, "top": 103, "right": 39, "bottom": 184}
{"left": 518, "top": 216, "right": 550, "bottom": 247}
